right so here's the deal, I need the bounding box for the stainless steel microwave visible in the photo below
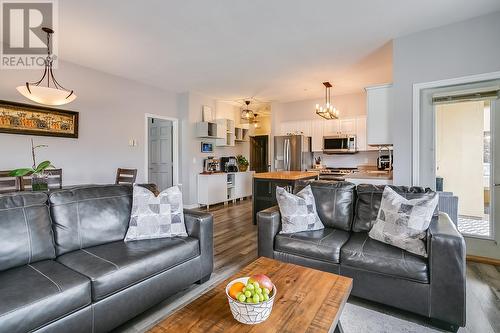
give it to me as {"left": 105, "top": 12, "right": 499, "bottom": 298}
{"left": 323, "top": 135, "right": 357, "bottom": 154}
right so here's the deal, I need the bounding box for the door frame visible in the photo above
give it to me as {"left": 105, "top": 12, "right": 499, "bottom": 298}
{"left": 412, "top": 72, "right": 500, "bottom": 259}
{"left": 144, "top": 113, "right": 179, "bottom": 186}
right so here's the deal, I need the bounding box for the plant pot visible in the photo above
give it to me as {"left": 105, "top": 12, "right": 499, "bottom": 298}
{"left": 239, "top": 165, "right": 248, "bottom": 172}
{"left": 31, "top": 173, "right": 49, "bottom": 191}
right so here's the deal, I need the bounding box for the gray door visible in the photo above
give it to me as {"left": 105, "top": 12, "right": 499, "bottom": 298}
{"left": 148, "top": 118, "right": 173, "bottom": 191}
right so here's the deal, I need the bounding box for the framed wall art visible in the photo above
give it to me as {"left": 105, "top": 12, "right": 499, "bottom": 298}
{"left": 0, "top": 100, "right": 79, "bottom": 138}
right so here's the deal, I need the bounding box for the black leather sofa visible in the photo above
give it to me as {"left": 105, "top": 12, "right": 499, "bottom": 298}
{"left": 0, "top": 184, "right": 213, "bottom": 333}
{"left": 257, "top": 181, "right": 466, "bottom": 331}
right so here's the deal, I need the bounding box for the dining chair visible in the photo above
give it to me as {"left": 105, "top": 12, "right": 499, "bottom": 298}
{"left": 0, "top": 170, "right": 20, "bottom": 193}
{"left": 115, "top": 168, "right": 137, "bottom": 184}
{"left": 20, "top": 168, "right": 63, "bottom": 191}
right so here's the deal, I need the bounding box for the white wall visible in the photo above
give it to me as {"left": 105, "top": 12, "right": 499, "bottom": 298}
{"left": 392, "top": 11, "right": 500, "bottom": 186}
{"left": 0, "top": 60, "right": 177, "bottom": 185}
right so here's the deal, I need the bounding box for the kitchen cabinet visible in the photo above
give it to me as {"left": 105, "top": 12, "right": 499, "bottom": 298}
{"left": 197, "top": 173, "right": 227, "bottom": 207}
{"left": 311, "top": 119, "right": 324, "bottom": 151}
{"left": 355, "top": 116, "right": 367, "bottom": 151}
{"left": 234, "top": 172, "right": 253, "bottom": 198}
{"left": 280, "top": 121, "right": 310, "bottom": 136}
{"left": 215, "top": 119, "right": 235, "bottom": 147}
{"left": 340, "top": 119, "right": 356, "bottom": 135}
{"left": 196, "top": 121, "right": 221, "bottom": 139}
{"left": 198, "top": 171, "right": 254, "bottom": 209}
{"left": 323, "top": 119, "right": 340, "bottom": 136}
{"left": 280, "top": 117, "right": 375, "bottom": 152}
{"left": 365, "top": 84, "right": 393, "bottom": 146}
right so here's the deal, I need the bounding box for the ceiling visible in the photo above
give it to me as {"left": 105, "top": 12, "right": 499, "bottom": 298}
{"left": 55, "top": 0, "right": 500, "bottom": 102}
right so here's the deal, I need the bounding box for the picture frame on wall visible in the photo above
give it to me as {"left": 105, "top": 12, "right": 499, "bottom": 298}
{"left": 202, "top": 105, "right": 213, "bottom": 122}
{"left": 0, "top": 100, "right": 79, "bottom": 138}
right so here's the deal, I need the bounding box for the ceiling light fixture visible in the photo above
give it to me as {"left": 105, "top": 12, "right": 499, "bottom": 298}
{"left": 241, "top": 100, "right": 255, "bottom": 120}
{"left": 315, "top": 82, "right": 339, "bottom": 120}
{"left": 16, "top": 27, "right": 76, "bottom": 106}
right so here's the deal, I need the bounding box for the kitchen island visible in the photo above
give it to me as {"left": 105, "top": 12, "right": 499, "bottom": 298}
{"left": 344, "top": 170, "right": 393, "bottom": 185}
{"left": 252, "top": 171, "right": 319, "bottom": 224}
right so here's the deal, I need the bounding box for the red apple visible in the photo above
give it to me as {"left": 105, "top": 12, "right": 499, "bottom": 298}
{"left": 248, "top": 274, "right": 273, "bottom": 292}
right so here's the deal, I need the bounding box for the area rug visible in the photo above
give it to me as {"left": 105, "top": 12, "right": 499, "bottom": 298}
{"left": 341, "top": 303, "right": 441, "bottom": 333}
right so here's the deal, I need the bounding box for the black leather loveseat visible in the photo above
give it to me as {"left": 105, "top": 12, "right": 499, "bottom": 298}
{"left": 257, "top": 181, "right": 466, "bottom": 331}
{"left": 0, "top": 184, "right": 213, "bottom": 333}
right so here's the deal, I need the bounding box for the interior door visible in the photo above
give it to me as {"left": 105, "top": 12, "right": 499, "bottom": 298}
{"left": 250, "top": 135, "right": 269, "bottom": 173}
{"left": 148, "top": 118, "right": 173, "bottom": 191}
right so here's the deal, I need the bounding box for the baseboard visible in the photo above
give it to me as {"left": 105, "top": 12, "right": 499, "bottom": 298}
{"left": 466, "top": 255, "right": 500, "bottom": 266}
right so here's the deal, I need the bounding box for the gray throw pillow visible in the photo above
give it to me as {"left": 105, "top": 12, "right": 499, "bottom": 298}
{"left": 368, "top": 186, "right": 438, "bottom": 257}
{"left": 124, "top": 185, "right": 187, "bottom": 241}
{"left": 276, "top": 185, "right": 324, "bottom": 234}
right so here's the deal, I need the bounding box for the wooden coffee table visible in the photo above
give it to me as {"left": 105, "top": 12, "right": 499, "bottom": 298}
{"left": 149, "top": 257, "right": 352, "bottom": 333}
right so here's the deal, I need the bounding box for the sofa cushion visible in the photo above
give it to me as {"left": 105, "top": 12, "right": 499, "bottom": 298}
{"left": 0, "top": 192, "right": 55, "bottom": 272}
{"left": 0, "top": 260, "right": 91, "bottom": 333}
{"left": 369, "top": 186, "right": 438, "bottom": 257}
{"left": 49, "top": 184, "right": 133, "bottom": 255}
{"left": 276, "top": 185, "right": 325, "bottom": 234}
{"left": 340, "top": 232, "right": 429, "bottom": 283}
{"left": 353, "top": 185, "right": 435, "bottom": 232}
{"left": 295, "top": 181, "right": 356, "bottom": 231}
{"left": 125, "top": 185, "right": 187, "bottom": 241}
{"left": 57, "top": 237, "right": 200, "bottom": 301}
{"left": 275, "top": 227, "right": 350, "bottom": 264}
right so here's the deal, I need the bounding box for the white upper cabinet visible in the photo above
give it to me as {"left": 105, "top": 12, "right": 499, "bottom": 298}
{"left": 355, "top": 116, "right": 367, "bottom": 151}
{"left": 323, "top": 119, "right": 340, "bottom": 136}
{"left": 340, "top": 119, "right": 356, "bottom": 135}
{"left": 311, "top": 119, "right": 324, "bottom": 151}
{"left": 365, "top": 84, "right": 393, "bottom": 146}
{"left": 215, "top": 119, "right": 235, "bottom": 147}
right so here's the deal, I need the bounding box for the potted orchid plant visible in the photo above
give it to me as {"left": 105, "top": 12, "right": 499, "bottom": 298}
{"left": 9, "top": 139, "right": 55, "bottom": 191}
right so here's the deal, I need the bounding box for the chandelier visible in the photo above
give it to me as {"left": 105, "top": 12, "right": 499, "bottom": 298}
{"left": 16, "top": 27, "right": 76, "bottom": 106}
{"left": 315, "top": 82, "right": 339, "bottom": 120}
{"left": 241, "top": 100, "right": 256, "bottom": 121}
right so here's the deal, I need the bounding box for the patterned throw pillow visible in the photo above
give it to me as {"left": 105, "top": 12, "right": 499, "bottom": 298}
{"left": 368, "top": 186, "right": 438, "bottom": 257}
{"left": 276, "top": 185, "right": 324, "bottom": 234}
{"left": 124, "top": 185, "right": 187, "bottom": 241}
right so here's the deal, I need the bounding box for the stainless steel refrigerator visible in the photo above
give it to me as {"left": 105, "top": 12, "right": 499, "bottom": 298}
{"left": 274, "top": 135, "right": 313, "bottom": 171}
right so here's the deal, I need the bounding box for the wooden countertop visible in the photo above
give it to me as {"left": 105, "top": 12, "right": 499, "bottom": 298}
{"left": 345, "top": 171, "right": 393, "bottom": 180}
{"left": 253, "top": 171, "right": 319, "bottom": 180}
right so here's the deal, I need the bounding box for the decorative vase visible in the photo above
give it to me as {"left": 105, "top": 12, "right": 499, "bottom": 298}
{"left": 31, "top": 172, "right": 49, "bottom": 191}
{"left": 239, "top": 165, "right": 248, "bottom": 172}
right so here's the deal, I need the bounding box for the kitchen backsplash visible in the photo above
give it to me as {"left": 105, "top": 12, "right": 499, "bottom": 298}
{"left": 314, "top": 151, "right": 379, "bottom": 168}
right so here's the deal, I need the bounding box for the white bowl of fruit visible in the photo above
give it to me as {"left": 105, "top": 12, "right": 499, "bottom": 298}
{"left": 225, "top": 274, "right": 276, "bottom": 325}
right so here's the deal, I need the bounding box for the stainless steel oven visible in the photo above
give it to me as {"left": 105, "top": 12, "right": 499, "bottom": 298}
{"left": 323, "top": 135, "right": 357, "bottom": 154}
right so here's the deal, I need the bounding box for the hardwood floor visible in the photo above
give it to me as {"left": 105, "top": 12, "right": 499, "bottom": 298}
{"left": 115, "top": 199, "right": 500, "bottom": 333}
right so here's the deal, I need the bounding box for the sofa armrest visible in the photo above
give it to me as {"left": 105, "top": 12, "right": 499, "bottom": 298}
{"left": 257, "top": 206, "right": 281, "bottom": 258}
{"left": 428, "top": 212, "right": 466, "bottom": 327}
{"left": 184, "top": 209, "right": 214, "bottom": 278}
